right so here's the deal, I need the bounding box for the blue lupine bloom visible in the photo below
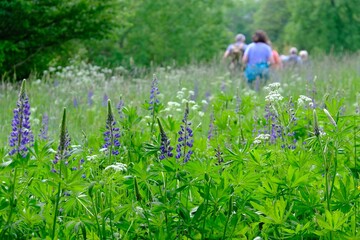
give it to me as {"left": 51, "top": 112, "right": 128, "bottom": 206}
{"left": 8, "top": 80, "right": 34, "bottom": 157}
{"left": 191, "top": 82, "right": 199, "bottom": 101}
{"left": 52, "top": 108, "right": 72, "bottom": 173}
{"left": 207, "top": 112, "right": 215, "bottom": 141}
{"left": 103, "top": 94, "right": 109, "bottom": 107}
{"left": 117, "top": 97, "right": 125, "bottom": 119}
{"left": 102, "top": 100, "right": 121, "bottom": 156}
{"left": 235, "top": 92, "right": 241, "bottom": 114}
{"left": 38, "top": 113, "right": 49, "bottom": 141}
{"left": 149, "top": 74, "right": 160, "bottom": 111}
{"left": 157, "top": 118, "right": 173, "bottom": 160}
{"left": 176, "top": 103, "right": 194, "bottom": 163}
{"left": 73, "top": 97, "right": 79, "bottom": 108}
{"left": 88, "top": 89, "right": 94, "bottom": 106}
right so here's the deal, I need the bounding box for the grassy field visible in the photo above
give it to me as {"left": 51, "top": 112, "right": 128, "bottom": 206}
{"left": 0, "top": 54, "right": 359, "bottom": 239}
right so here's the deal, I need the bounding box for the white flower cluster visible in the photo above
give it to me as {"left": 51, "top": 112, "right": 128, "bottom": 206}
{"left": 162, "top": 88, "right": 205, "bottom": 117}
{"left": 44, "top": 60, "right": 119, "bottom": 86}
{"left": 104, "top": 162, "right": 127, "bottom": 172}
{"left": 297, "top": 95, "right": 313, "bottom": 108}
{"left": 264, "top": 83, "right": 283, "bottom": 103}
{"left": 253, "top": 134, "right": 271, "bottom": 144}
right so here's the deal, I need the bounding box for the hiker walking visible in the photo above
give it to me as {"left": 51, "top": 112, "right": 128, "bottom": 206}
{"left": 283, "top": 47, "right": 301, "bottom": 68}
{"left": 223, "top": 33, "right": 247, "bottom": 71}
{"left": 242, "top": 30, "right": 274, "bottom": 90}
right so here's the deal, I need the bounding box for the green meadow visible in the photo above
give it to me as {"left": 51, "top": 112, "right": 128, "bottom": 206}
{"left": 0, "top": 54, "right": 359, "bottom": 239}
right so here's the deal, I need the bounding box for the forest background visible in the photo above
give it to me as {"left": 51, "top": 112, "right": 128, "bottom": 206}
{"left": 1, "top": 0, "right": 360, "bottom": 80}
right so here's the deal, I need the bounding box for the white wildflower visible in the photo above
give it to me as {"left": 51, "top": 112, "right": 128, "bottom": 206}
{"left": 176, "top": 90, "right": 184, "bottom": 99}
{"left": 265, "top": 92, "right": 283, "bottom": 102}
{"left": 86, "top": 155, "right": 98, "bottom": 161}
{"left": 253, "top": 139, "right": 262, "bottom": 144}
{"left": 298, "top": 95, "right": 312, "bottom": 107}
{"left": 201, "top": 100, "right": 208, "bottom": 105}
{"left": 198, "top": 111, "right": 204, "bottom": 117}
{"left": 105, "top": 162, "right": 127, "bottom": 172}
{"left": 256, "top": 134, "right": 271, "bottom": 140}
{"left": 191, "top": 104, "right": 199, "bottom": 110}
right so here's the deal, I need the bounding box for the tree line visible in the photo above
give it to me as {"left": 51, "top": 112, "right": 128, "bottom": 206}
{"left": 1, "top": 0, "right": 359, "bottom": 80}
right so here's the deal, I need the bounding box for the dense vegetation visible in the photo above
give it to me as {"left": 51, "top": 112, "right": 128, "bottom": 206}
{"left": 0, "top": 54, "right": 359, "bottom": 239}
{"left": 1, "top": 0, "right": 360, "bottom": 79}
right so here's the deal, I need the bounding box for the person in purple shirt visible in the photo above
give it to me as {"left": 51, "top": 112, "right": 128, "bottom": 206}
{"left": 242, "top": 30, "right": 274, "bottom": 89}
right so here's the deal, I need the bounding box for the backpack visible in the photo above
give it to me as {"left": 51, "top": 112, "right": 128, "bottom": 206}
{"left": 231, "top": 43, "right": 244, "bottom": 63}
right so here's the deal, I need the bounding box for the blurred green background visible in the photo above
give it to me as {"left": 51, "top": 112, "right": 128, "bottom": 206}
{"left": 1, "top": 0, "right": 359, "bottom": 80}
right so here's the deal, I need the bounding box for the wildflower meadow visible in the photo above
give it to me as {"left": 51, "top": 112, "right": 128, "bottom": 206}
{"left": 0, "top": 55, "right": 359, "bottom": 239}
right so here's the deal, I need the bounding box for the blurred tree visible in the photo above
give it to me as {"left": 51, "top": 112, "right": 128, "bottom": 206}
{"left": 285, "top": 0, "right": 360, "bottom": 53}
{"left": 252, "top": 0, "right": 290, "bottom": 48}
{"left": 223, "top": 0, "right": 258, "bottom": 44}
{"left": 0, "top": 0, "right": 122, "bottom": 80}
{"left": 114, "top": 0, "right": 229, "bottom": 67}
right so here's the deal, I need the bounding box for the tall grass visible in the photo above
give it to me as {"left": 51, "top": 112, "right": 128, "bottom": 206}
{"left": 0, "top": 54, "right": 359, "bottom": 239}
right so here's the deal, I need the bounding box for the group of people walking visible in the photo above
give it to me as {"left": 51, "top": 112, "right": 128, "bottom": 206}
{"left": 223, "top": 30, "right": 308, "bottom": 90}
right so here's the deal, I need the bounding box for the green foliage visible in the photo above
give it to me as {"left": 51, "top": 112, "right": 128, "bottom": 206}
{"left": 0, "top": 0, "right": 120, "bottom": 79}
{"left": 284, "top": 0, "right": 360, "bottom": 53}
{"left": 117, "top": 0, "right": 229, "bottom": 67}
{"left": 1, "top": 54, "right": 360, "bottom": 238}
{"left": 252, "top": 0, "right": 290, "bottom": 47}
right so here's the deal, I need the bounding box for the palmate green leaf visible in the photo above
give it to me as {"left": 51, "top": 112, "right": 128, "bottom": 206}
{"left": 251, "top": 197, "right": 293, "bottom": 225}
{"left": 316, "top": 210, "right": 349, "bottom": 232}
{"left": 258, "top": 178, "right": 279, "bottom": 198}
{"left": 285, "top": 165, "right": 310, "bottom": 189}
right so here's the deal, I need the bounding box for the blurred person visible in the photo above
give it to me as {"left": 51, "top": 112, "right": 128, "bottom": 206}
{"left": 283, "top": 47, "right": 301, "bottom": 67}
{"left": 242, "top": 30, "right": 274, "bottom": 90}
{"left": 268, "top": 41, "right": 282, "bottom": 70}
{"left": 299, "top": 50, "right": 309, "bottom": 63}
{"left": 223, "top": 33, "right": 247, "bottom": 71}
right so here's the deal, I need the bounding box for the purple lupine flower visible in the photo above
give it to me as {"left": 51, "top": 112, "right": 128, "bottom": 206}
{"left": 73, "top": 97, "right": 79, "bottom": 108}
{"left": 88, "top": 89, "right": 94, "bottom": 106}
{"left": 215, "top": 146, "right": 224, "bottom": 165}
{"left": 157, "top": 118, "right": 173, "bottom": 160}
{"left": 117, "top": 97, "right": 125, "bottom": 119}
{"left": 102, "top": 100, "right": 121, "bottom": 156}
{"left": 8, "top": 80, "right": 34, "bottom": 157}
{"left": 176, "top": 103, "right": 194, "bottom": 163}
{"left": 235, "top": 92, "right": 241, "bottom": 114}
{"left": 191, "top": 82, "right": 199, "bottom": 101}
{"left": 52, "top": 108, "right": 72, "bottom": 173}
{"left": 102, "top": 94, "right": 109, "bottom": 107}
{"left": 149, "top": 74, "right": 160, "bottom": 111}
{"left": 221, "top": 81, "right": 226, "bottom": 92}
{"left": 38, "top": 113, "right": 49, "bottom": 141}
{"left": 208, "top": 112, "right": 215, "bottom": 141}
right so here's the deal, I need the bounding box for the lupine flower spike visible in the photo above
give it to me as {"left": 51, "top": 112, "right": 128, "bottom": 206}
{"left": 149, "top": 74, "right": 160, "bottom": 112}
{"left": 117, "top": 96, "right": 125, "bottom": 119}
{"left": 313, "top": 109, "right": 320, "bottom": 137}
{"left": 38, "top": 113, "right": 49, "bottom": 141}
{"left": 149, "top": 74, "right": 160, "bottom": 133}
{"left": 102, "top": 100, "right": 121, "bottom": 157}
{"left": 176, "top": 103, "right": 194, "bottom": 163}
{"left": 9, "top": 79, "right": 34, "bottom": 157}
{"left": 52, "top": 108, "right": 72, "bottom": 173}
{"left": 323, "top": 108, "right": 337, "bottom": 127}
{"left": 157, "top": 118, "right": 173, "bottom": 160}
